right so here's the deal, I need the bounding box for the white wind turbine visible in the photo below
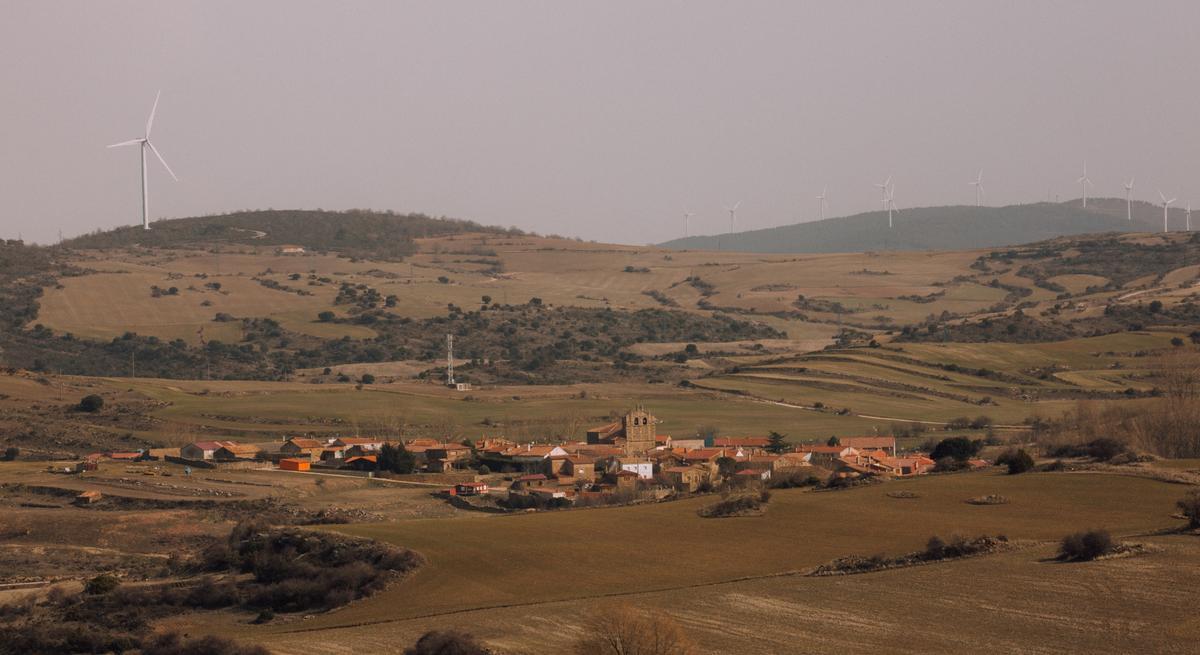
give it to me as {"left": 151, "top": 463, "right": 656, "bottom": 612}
{"left": 724, "top": 201, "right": 742, "bottom": 234}
{"left": 1188, "top": 202, "right": 1192, "bottom": 231}
{"left": 969, "top": 169, "right": 985, "bottom": 207}
{"left": 1077, "top": 161, "right": 1092, "bottom": 208}
{"left": 816, "top": 187, "right": 828, "bottom": 220}
{"left": 1158, "top": 190, "right": 1176, "bottom": 233}
{"left": 682, "top": 211, "right": 695, "bottom": 237}
{"left": 1124, "top": 178, "right": 1135, "bottom": 220}
{"left": 885, "top": 183, "right": 900, "bottom": 228}
{"left": 107, "top": 91, "right": 178, "bottom": 230}
{"left": 875, "top": 175, "right": 892, "bottom": 212}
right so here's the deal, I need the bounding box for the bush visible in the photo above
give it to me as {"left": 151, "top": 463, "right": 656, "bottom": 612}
{"left": 78, "top": 394, "right": 105, "bottom": 413}
{"left": 84, "top": 574, "right": 121, "bottom": 595}
{"left": 2, "top": 446, "right": 18, "bottom": 461}
{"left": 142, "top": 631, "right": 270, "bottom": 655}
{"left": 360, "top": 373, "right": 376, "bottom": 384}
{"left": 929, "top": 436, "right": 982, "bottom": 462}
{"left": 1058, "top": 529, "right": 1114, "bottom": 561}
{"left": 317, "top": 311, "right": 335, "bottom": 322}
{"left": 404, "top": 630, "right": 492, "bottom": 655}
{"left": 573, "top": 605, "right": 697, "bottom": 655}
{"left": 1048, "top": 438, "right": 1131, "bottom": 462}
{"left": 1178, "top": 490, "right": 1200, "bottom": 529}
{"left": 996, "top": 448, "right": 1035, "bottom": 474}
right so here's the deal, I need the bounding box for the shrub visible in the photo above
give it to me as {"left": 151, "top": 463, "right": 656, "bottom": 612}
{"left": 360, "top": 373, "right": 376, "bottom": 384}
{"left": 1058, "top": 529, "right": 1114, "bottom": 561}
{"left": 78, "top": 394, "right": 105, "bottom": 412}
{"left": 142, "top": 631, "right": 270, "bottom": 655}
{"left": 573, "top": 605, "right": 697, "bottom": 655}
{"left": 996, "top": 448, "right": 1035, "bottom": 474}
{"left": 2, "top": 446, "right": 17, "bottom": 461}
{"left": 1178, "top": 490, "right": 1200, "bottom": 529}
{"left": 317, "top": 311, "right": 335, "bottom": 322}
{"left": 404, "top": 630, "right": 492, "bottom": 655}
{"left": 84, "top": 574, "right": 121, "bottom": 595}
{"left": 929, "top": 436, "right": 982, "bottom": 462}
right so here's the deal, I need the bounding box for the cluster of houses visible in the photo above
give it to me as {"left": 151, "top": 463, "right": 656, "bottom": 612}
{"left": 80, "top": 406, "right": 968, "bottom": 506}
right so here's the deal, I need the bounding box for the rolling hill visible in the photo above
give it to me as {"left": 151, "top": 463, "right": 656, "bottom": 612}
{"left": 659, "top": 198, "right": 1174, "bottom": 253}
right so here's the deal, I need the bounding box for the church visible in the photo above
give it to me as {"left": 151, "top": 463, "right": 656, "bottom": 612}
{"left": 585, "top": 405, "right": 658, "bottom": 454}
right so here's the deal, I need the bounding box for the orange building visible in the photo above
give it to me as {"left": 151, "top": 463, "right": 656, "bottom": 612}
{"left": 279, "top": 458, "right": 311, "bottom": 472}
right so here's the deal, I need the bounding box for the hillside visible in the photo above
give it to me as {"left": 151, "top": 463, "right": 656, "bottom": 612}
{"left": 65, "top": 209, "right": 523, "bottom": 261}
{"left": 660, "top": 198, "right": 1173, "bottom": 253}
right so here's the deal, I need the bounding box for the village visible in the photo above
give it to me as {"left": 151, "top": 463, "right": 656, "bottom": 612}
{"left": 64, "top": 406, "right": 991, "bottom": 509}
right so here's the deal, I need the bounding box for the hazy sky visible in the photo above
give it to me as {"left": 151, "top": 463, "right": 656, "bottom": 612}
{"left": 5, "top": 1, "right": 1200, "bottom": 245}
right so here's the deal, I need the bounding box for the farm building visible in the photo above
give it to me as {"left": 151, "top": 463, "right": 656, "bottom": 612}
{"left": 839, "top": 436, "right": 898, "bottom": 456}
{"left": 280, "top": 437, "right": 325, "bottom": 461}
{"left": 343, "top": 456, "right": 377, "bottom": 471}
{"left": 455, "top": 481, "right": 489, "bottom": 496}
{"left": 214, "top": 443, "right": 262, "bottom": 461}
{"left": 661, "top": 465, "right": 709, "bottom": 492}
{"left": 278, "top": 458, "right": 311, "bottom": 472}
{"left": 181, "top": 440, "right": 238, "bottom": 461}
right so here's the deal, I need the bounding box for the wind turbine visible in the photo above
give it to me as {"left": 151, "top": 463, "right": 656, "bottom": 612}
{"left": 1123, "top": 178, "right": 1135, "bottom": 220}
{"left": 108, "top": 91, "right": 178, "bottom": 230}
{"left": 682, "top": 211, "right": 694, "bottom": 237}
{"left": 724, "top": 201, "right": 742, "bottom": 234}
{"left": 964, "top": 169, "right": 984, "bottom": 205}
{"left": 875, "top": 175, "right": 892, "bottom": 211}
{"left": 1158, "top": 190, "right": 1176, "bottom": 233}
{"left": 1188, "top": 202, "right": 1192, "bottom": 232}
{"left": 816, "top": 187, "right": 828, "bottom": 220}
{"left": 1077, "top": 162, "right": 1092, "bottom": 208}
{"left": 885, "top": 183, "right": 899, "bottom": 229}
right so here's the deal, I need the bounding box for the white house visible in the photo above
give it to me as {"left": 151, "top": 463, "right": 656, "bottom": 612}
{"left": 619, "top": 458, "right": 655, "bottom": 480}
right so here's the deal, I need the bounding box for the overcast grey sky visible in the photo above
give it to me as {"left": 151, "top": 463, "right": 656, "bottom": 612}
{"left": 4, "top": 1, "right": 1200, "bottom": 245}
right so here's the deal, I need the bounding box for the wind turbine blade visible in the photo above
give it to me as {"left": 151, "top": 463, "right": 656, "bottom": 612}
{"left": 732, "top": 201, "right": 742, "bottom": 211}
{"left": 1159, "top": 190, "right": 1168, "bottom": 203}
{"left": 107, "top": 139, "right": 142, "bottom": 148}
{"left": 146, "top": 90, "right": 161, "bottom": 137}
{"left": 147, "top": 141, "right": 178, "bottom": 181}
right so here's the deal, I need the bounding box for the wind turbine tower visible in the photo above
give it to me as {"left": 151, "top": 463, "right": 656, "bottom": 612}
{"left": 969, "top": 170, "right": 984, "bottom": 207}
{"left": 1159, "top": 190, "right": 1176, "bottom": 233}
{"left": 816, "top": 187, "right": 828, "bottom": 220}
{"left": 1124, "top": 178, "right": 1135, "bottom": 220}
{"left": 1077, "top": 162, "right": 1092, "bottom": 208}
{"left": 885, "top": 183, "right": 899, "bottom": 229}
{"left": 107, "top": 91, "right": 179, "bottom": 230}
{"left": 682, "top": 211, "right": 694, "bottom": 237}
{"left": 1188, "top": 202, "right": 1193, "bottom": 232}
{"left": 724, "top": 201, "right": 742, "bottom": 234}
{"left": 446, "top": 334, "right": 456, "bottom": 386}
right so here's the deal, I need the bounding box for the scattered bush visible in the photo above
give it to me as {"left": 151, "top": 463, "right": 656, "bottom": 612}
{"left": 698, "top": 491, "right": 770, "bottom": 518}
{"left": 1048, "top": 438, "right": 1131, "bottom": 462}
{"left": 929, "top": 436, "right": 983, "bottom": 462}
{"left": 141, "top": 631, "right": 270, "bottom": 655}
{"left": 1177, "top": 490, "right": 1200, "bottom": 529}
{"left": 996, "top": 448, "right": 1035, "bottom": 474}
{"left": 573, "top": 605, "right": 697, "bottom": 655}
{"left": 84, "top": 573, "right": 121, "bottom": 595}
{"left": 77, "top": 394, "right": 105, "bottom": 413}
{"left": 1058, "top": 529, "right": 1114, "bottom": 561}
{"left": 404, "top": 630, "right": 492, "bottom": 655}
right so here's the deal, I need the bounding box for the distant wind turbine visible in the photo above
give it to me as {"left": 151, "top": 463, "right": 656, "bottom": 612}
{"left": 1188, "top": 202, "right": 1192, "bottom": 232}
{"left": 969, "top": 169, "right": 984, "bottom": 207}
{"left": 724, "top": 201, "right": 742, "bottom": 234}
{"left": 1077, "top": 161, "right": 1092, "bottom": 208}
{"left": 107, "top": 91, "right": 178, "bottom": 230}
{"left": 1124, "top": 178, "right": 1135, "bottom": 220}
{"left": 875, "top": 175, "right": 892, "bottom": 212}
{"left": 1159, "top": 190, "right": 1176, "bottom": 233}
{"left": 816, "top": 187, "right": 828, "bottom": 220}
{"left": 885, "top": 183, "right": 899, "bottom": 229}
{"left": 682, "top": 211, "right": 694, "bottom": 237}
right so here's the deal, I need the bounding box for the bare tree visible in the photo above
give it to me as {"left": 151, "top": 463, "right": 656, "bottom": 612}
{"left": 573, "top": 605, "right": 697, "bottom": 655}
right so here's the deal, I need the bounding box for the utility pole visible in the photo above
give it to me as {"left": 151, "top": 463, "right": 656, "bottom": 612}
{"left": 130, "top": 349, "right": 136, "bottom": 378}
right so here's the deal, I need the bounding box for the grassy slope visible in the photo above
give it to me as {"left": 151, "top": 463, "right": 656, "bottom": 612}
{"left": 659, "top": 198, "right": 1168, "bottom": 253}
